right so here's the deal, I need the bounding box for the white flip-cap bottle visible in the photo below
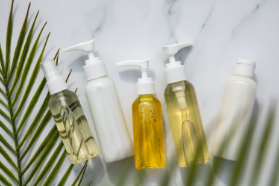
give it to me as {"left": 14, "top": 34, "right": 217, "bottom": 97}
{"left": 63, "top": 40, "right": 134, "bottom": 163}
{"left": 211, "top": 59, "right": 257, "bottom": 161}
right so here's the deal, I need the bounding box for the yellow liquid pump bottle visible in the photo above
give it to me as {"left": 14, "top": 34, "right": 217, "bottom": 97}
{"left": 161, "top": 43, "right": 210, "bottom": 167}
{"left": 117, "top": 59, "right": 165, "bottom": 169}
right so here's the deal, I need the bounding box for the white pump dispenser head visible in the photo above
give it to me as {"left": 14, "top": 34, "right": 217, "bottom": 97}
{"left": 117, "top": 59, "right": 155, "bottom": 95}
{"left": 41, "top": 59, "right": 68, "bottom": 95}
{"left": 161, "top": 43, "right": 192, "bottom": 84}
{"left": 63, "top": 39, "right": 107, "bottom": 80}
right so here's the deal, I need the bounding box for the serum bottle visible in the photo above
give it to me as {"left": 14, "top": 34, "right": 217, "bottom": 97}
{"left": 117, "top": 59, "right": 165, "bottom": 169}
{"left": 41, "top": 59, "right": 99, "bottom": 164}
{"left": 162, "top": 43, "right": 210, "bottom": 167}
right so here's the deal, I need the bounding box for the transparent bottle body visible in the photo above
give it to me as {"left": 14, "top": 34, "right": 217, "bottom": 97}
{"left": 211, "top": 75, "right": 257, "bottom": 161}
{"left": 132, "top": 94, "right": 165, "bottom": 169}
{"left": 164, "top": 81, "right": 210, "bottom": 167}
{"left": 49, "top": 90, "right": 99, "bottom": 164}
{"left": 85, "top": 76, "right": 134, "bottom": 163}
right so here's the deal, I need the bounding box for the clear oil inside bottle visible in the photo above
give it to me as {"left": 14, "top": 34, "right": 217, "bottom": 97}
{"left": 132, "top": 94, "right": 165, "bottom": 169}
{"left": 165, "top": 81, "right": 210, "bottom": 167}
{"left": 49, "top": 90, "right": 99, "bottom": 164}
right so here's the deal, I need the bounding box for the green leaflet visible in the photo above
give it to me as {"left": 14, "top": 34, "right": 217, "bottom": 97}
{"left": 0, "top": 134, "right": 16, "bottom": 154}
{"left": 43, "top": 150, "right": 67, "bottom": 186}
{"left": 16, "top": 79, "right": 49, "bottom": 134}
{"left": 32, "top": 142, "right": 64, "bottom": 185}
{"left": 0, "top": 120, "right": 13, "bottom": 137}
{"left": 20, "top": 125, "right": 57, "bottom": 161}
{"left": 57, "top": 164, "right": 74, "bottom": 186}
{"left": 71, "top": 161, "right": 88, "bottom": 186}
{"left": 22, "top": 115, "right": 58, "bottom": 175}
{"left": 0, "top": 44, "right": 5, "bottom": 71}
{"left": 5, "top": 0, "right": 13, "bottom": 77}
{"left": 11, "top": 27, "right": 48, "bottom": 107}
{"left": 9, "top": 9, "right": 39, "bottom": 93}
{"left": 13, "top": 33, "right": 49, "bottom": 114}
{"left": 8, "top": 3, "right": 31, "bottom": 83}
{"left": 0, "top": 173, "right": 12, "bottom": 186}
{"left": 0, "top": 145, "right": 18, "bottom": 171}
{"left": 0, "top": 161, "right": 19, "bottom": 183}
{"left": 22, "top": 131, "right": 60, "bottom": 185}
{"left": 78, "top": 162, "right": 88, "bottom": 186}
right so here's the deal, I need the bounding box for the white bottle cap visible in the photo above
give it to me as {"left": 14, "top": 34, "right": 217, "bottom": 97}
{"left": 235, "top": 58, "right": 256, "bottom": 78}
{"left": 41, "top": 59, "right": 68, "bottom": 95}
{"left": 161, "top": 43, "right": 192, "bottom": 84}
{"left": 63, "top": 39, "right": 107, "bottom": 81}
{"left": 117, "top": 59, "right": 155, "bottom": 95}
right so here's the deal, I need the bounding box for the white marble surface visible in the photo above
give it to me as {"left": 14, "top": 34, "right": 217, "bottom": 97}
{"left": 0, "top": 0, "right": 279, "bottom": 185}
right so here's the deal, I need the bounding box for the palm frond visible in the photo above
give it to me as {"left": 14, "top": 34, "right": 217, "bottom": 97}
{"left": 0, "top": 2, "right": 87, "bottom": 186}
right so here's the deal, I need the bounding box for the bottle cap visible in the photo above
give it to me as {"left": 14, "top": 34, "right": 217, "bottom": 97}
{"left": 41, "top": 59, "right": 68, "bottom": 95}
{"left": 235, "top": 59, "right": 256, "bottom": 78}
{"left": 117, "top": 59, "right": 155, "bottom": 95}
{"left": 161, "top": 43, "right": 192, "bottom": 84}
{"left": 63, "top": 39, "right": 107, "bottom": 80}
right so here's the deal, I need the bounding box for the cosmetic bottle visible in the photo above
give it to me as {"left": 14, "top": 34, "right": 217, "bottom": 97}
{"left": 41, "top": 59, "right": 99, "bottom": 164}
{"left": 161, "top": 43, "right": 210, "bottom": 167}
{"left": 117, "top": 59, "right": 165, "bottom": 169}
{"left": 212, "top": 59, "right": 257, "bottom": 161}
{"left": 63, "top": 40, "right": 134, "bottom": 163}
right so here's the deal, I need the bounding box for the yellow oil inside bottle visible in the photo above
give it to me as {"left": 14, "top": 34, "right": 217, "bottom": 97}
{"left": 165, "top": 81, "right": 210, "bottom": 167}
{"left": 132, "top": 94, "right": 165, "bottom": 169}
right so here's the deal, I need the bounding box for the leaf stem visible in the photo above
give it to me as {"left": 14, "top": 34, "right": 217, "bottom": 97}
{"left": 4, "top": 82, "right": 22, "bottom": 186}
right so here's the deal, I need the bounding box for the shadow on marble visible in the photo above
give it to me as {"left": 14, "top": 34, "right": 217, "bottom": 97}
{"left": 118, "top": 69, "right": 156, "bottom": 83}
{"left": 178, "top": 163, "right": 212, "bottom": 185}
{"left": 106, "top": 155, "right": 137, "bottom": 185}
{"left": 81, "top": 155, "right": 105, "bottom": 185}
{"left": 67, "top": 56, "right": 88, "bottom": 72}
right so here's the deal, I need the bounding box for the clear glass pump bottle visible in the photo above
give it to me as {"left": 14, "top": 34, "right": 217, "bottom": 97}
{"left": 41, "top": 59, "right": 99, "bottom": 164}
{"left": 161, "top": 43, "right": 210, "bottom": 167}
{"left": 117, "top": 59, "right": 165, "bottom": 169}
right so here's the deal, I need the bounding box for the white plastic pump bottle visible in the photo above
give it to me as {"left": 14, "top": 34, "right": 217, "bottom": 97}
{"left": 211, "top": 59, "right": 257, "bottom": 161}
{"left": 63, "top": 40, "right": 134, "bottom": 163}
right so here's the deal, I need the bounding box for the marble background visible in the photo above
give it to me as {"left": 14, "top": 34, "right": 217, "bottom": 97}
{"left": 0, "top": 0, "right": 279, "bottom": 185}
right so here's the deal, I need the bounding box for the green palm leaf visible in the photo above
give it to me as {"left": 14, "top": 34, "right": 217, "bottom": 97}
{"left": 0, "top": 1, "right": 88, "bottom": 186}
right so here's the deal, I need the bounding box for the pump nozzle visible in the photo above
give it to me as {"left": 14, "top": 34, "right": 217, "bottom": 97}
{"left": 161, "top": 43, "right": 191, "bottom": 63}
{"left": 63, "top": 39, "right": 107, "bottom": 80}
{"left": 117, "top": 59, "right": 150, "bottom": 79}
{"left": 117, "top": 59, "right": 155, "bottom": 95}
{"left": 63, "top": 39, "right": 95, "bottom": 60}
